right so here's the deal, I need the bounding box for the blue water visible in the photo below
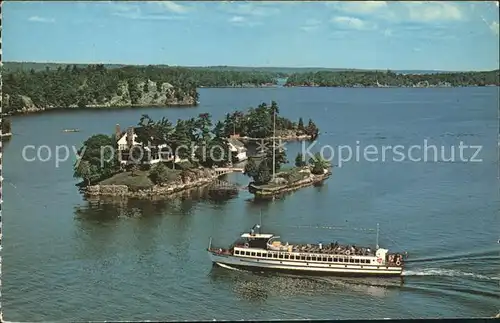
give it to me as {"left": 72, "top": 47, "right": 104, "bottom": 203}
{"left": 2, "top": 86, "right": 499, "bottom": 320}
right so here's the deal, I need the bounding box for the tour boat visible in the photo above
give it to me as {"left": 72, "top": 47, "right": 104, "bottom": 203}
{"left": 207, "top": 224, "right": 406, "bottom": 277}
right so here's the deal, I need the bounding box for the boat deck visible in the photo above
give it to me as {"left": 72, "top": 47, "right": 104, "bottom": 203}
{"left": 235, "top": 242, "right": 377, "bottom": 256}
{"left": 289, "top": 243, "right": 375, "bottom": 256}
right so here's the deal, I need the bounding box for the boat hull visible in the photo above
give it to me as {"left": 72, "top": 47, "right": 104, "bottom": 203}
{"left": 209, "top": 251, "right": 403, "bottom": 277}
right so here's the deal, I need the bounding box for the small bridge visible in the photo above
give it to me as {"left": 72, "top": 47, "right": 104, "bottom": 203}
{"left": 208, "top": 178, "right": 247, "bottom": 199}
{"left": 209, "top": 179, "right": 248, "bottom": 191}
{"left": 214, "top": 167, "right": 245, "bottom": 177}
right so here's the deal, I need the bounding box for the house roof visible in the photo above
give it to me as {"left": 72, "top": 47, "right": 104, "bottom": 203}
{"left": 228, "top": 138, "right": 246, "bottom": 149}
{"left": 117, "top": 126, "right": 143, "bottom": 141}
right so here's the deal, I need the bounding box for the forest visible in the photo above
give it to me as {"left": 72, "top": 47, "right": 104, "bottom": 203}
{"left": 285, "top": 70, "right": 500, "bottom": 87}
{"left": 1, "top": 64, "right": 280, "bottom": 114}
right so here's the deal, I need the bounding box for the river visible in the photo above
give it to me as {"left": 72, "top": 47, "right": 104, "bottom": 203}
{"left": 2, "top": 87, "right": 499, "bottom": 320}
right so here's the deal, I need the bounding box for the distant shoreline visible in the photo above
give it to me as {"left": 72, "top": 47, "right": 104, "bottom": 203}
{"left": 0, "top": 102, "right": 198, "bottom": 117}
{"left": 2, "top": 84, "right": 498, "bottom": 118}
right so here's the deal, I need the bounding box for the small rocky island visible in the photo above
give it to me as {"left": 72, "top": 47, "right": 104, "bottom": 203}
{"left": 1, "top": 118, "right": 12, "bottom": 141}
{"left": 244, "top": 151, "right": 331, "bottom": 199}
{"left": 73, "top": 101, "right": 323, "bottom": 199}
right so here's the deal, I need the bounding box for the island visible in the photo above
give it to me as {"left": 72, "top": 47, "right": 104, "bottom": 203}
{"left": 1, "top": 63, "right": 280, "bottom": 115}
{"left": 1, "top": 118, "right": 12, "bottom": 140}
{"left": 244, "top": 151, "right": 331, "bottom": 199}
{"left": 285, "top": 69, "right": 500, "bottom": 87}
{"left": 73, "top": 101, "right": 325, "bottom": 199}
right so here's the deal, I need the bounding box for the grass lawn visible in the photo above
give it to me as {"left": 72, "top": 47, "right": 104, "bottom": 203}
{"left": 99, "top": 168, "right": 182, "bottom": 191}
{"left": 251, "top": 167, "right": 310, "bottom": 189}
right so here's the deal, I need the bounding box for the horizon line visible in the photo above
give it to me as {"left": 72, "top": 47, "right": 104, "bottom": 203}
{"left": 3, "top": 60, "right": 498, "bottom": 73}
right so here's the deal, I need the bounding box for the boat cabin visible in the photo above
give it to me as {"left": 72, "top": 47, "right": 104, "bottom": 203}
{"left": 230, "top": 225, "right": 274, "bottom": 249}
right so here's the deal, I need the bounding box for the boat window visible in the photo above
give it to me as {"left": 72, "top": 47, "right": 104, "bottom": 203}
{"left": 306, "top": 256, "right": 311, "bottom": 261}
{"left": 273, "top": 254, "right": 278, "bottom": 258}
{"left": 300, "top": 256, "right": 305, "bottom": 260}
{"left": 284, "top": 254, "right": 289, "bottom": 259}
{"left": 256, "top": 252, "right": 261, "bottom": 257}
{"left": 327, "top": 257, "right": 333, "bottom": 262}
{"left": 245, "top": 251, "right": 250, "bottom": 256}
{"left": 349, "top": 258, "right": 354, "bottom": 263}
{"left": 355, "top": 259, "right": 360, "bottom": 263}
{"left": 278, "top": 254, "right": 284, "bottom": 259}
{"left": 339, "top": 258, "right": 344, "bottom": 262}
{"left": 251, "top": 252, "right": 256, "bottom": 256}
{"left": 235, "top": 250, "right": 239, "bottom": 255}
{"left": 311, "top": 256, "right": 317, "bottom": 261}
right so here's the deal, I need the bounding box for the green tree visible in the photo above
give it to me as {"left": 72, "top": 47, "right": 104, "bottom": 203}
{"left": 254, "top": 160, "right": 271, "bottom": 185}
{"left": 73, "top": 134, "right": 118, "bottom": 185}
{"left": 129, "top": 164, "right": 140, "bottom": 176}
{"left": 295, "top": 152, "right": 306, "bottom": 167}
{"left": 168, "top": 119, "right": 191, "bottom": 169}
{"left": 2, "top": 118, "right": 12, "bottom": 134}
{"left": 305, "top": 119, "right": 319, "bottom": 140}
{"left": 244, "top": 158, "right": 258, "bottom": 178}
{"left": 149, "top": 162, "right": 171, "bottom": 185}
{"left": 73, "top": 160, "right": 93, "bottom": 186}
{"left": 297, "top": 117, "right": 304, "bottom": 132}
{"left": 265, "top": 145, "right": 288, "bottom": 173}
{"left": 206, "top": 137, "right": 231, "bottom": 167}
{"left": 309, "top": 152, "right": 329, "bottom": 175}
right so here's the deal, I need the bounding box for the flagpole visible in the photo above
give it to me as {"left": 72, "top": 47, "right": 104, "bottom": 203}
{"left": 272, "top": 108, "right": 276, "bottom": 180}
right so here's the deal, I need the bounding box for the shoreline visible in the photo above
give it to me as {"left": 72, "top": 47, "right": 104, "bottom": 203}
{"left": 83, "top": 168, "right": 222, "bottom": 199}
{"left": 4, "top": 85, "right": 498, "bottom": 117}
{"left": 239, "top": 134, "right": 313, "bottom": 143}
{"left": 284, "top": 84, "right": 499, "bottom": 88}
{"left": 1, "top": 102, "right": 199, "bottom": 117}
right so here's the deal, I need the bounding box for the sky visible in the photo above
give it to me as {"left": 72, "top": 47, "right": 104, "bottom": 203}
{"left": 3, "top": 1, "right": 500, "bottom": 71}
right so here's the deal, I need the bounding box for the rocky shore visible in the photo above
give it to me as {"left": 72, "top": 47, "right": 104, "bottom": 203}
{"left": 239, "top": 133, "right": 313, "bottom": 143}
{"left": 1, "top": 80, "right": 197, "bottom": 116}
{"left": 84, "top": 168, "right": 220, "bottom": 199}
{"left": 248, "top": 167, "right": 332, "bottom": 198}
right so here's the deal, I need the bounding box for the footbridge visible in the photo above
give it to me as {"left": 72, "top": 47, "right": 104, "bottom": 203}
{"left": 214, "top": 167, "right": 244, "bottom": 177}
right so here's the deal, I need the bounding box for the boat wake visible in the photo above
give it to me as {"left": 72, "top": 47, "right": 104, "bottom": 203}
{"left": 405, "top": 248, "right": 499, "bottom": 264}
{"left": 402, "top": 268, "right": 499, "bottom": 281}
{"left": 216, "top": 262, "right": 244, "bottom": 272}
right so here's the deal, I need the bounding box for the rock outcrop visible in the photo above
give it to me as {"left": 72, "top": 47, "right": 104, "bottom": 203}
{"left": 85, "top": 168, "right": 219, "bottom": 199}
{"left": 2, "top": 80, "right": 197, "bottom": 115}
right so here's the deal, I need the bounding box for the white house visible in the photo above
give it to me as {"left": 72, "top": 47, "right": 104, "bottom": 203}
{"left": 227, "top": 137, "right": 248, "bottom": 162}
{"left": 115, "top": 124, "right": 190, "bottom": 165}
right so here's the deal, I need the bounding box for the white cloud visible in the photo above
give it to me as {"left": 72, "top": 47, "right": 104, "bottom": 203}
{"left": 229, "top": 16, "right": 245, "bottom": 23}
{"left": 331, "top": 16, "right": 376, "bottom": 30}
{"left": 110, "top": 2, "right": 186, "bottom": 20}
{"left": 490, "top": 21, "right": 499, "bottom": 35}
{"left": 300, "top": 18, "right": 321, "bottom": 32}
{"left": 28, "top": 16, "right": 55, "bottom": 23}
{"left": 157, "top": 1, "right": 190, "bottom": 14}
{"left": 219, "top": 2, "right": 280, "bottom": 17}
{"left": 404, "top": 2, "right": 463, "bottom": 22}
{"left": 228, "top": 15, "right": 262, "bottom": 27}
{"left": 330, "top": 1, "right": 388, "bottom": 14}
